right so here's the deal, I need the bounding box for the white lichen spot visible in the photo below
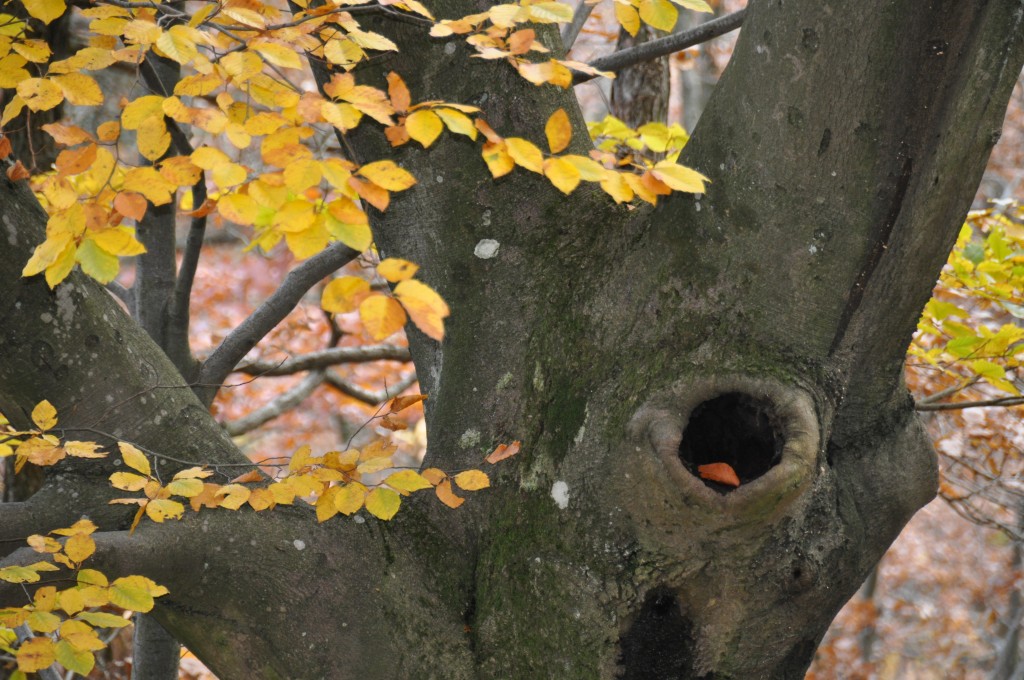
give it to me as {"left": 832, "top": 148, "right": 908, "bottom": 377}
{"left": 436, "top": 174, "right": 443, "bottom": 183}
{"left": 2, "top": 214, "right": 16, "bottom": 245}
{"left": 474, "top": 239, "right": 500, "bottom": 259}
{"left": 55, "top": 284, "right": 75, "bottom": 326}
{"left": 481, "top": 209, "right": 492, "bottom": 227}
{"left": 40, "top": 313, "right": 53, "bottom": 323}
{"left": 293, "top": 539, "right": 306, "bottom": 551}
{"left": 459, "top": 428, "right": 481, "bottom": 449}
{"left": 808, "top": 245, "right": 818, "bottom": 255}
{"left": 551, "top": 480, "right": 570, "bottom": 509}
{"left": 533, "top": 362, "right": 545, "bottom": 391}
{"left": 444, "top": 42, "right": 456, "bottom": 54}
{"left": 353, "top": 515, "right": 365, "bottom": 524}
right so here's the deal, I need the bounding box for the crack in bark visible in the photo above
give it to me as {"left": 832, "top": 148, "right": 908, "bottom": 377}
{"left": 828, "top": 154, "right": 914, "bottom": 355}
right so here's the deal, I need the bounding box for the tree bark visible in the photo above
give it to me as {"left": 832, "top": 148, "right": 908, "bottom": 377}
{"left": 1, "top": 0, "right": 1023, "bottom": 678}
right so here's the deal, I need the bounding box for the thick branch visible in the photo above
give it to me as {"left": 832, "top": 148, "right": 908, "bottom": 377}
{"left": 573, "top": 9, "right": 746, "bottom": 84}
{"left": 234, "top": 344, "right": 411, "bottom": 376}
{"left": 197, "top": 242, "right": 359, "bottom": 403}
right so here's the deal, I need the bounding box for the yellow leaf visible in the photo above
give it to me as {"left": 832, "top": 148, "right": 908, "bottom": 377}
{"left": 16, "top": 637, "right": 55, "bottom": 672}
{"left": 394, "top": 279, "right": 449, "bottom": 341}
{"left": 156, "top": 25, "right": 198, "bottom": 64}
{"left": 54, "top": 640, "right": 94, "bottom": 676}
{"left": 17, "top": 77, "right": 63, "bottom": 111}
{"left": 21, "top": 0, "right": 66, "bottom": 24}
{"left": 109, "top": 471, "right": 149, "bottom": 491}
{"left": 122, "top": 167, "right": 175, "bottom": 206}
{"left": 146, "top": 498, "right": 184, "bottom": 523}
{"left": 136, "top": 117, "right": 170, "bottom": 162}
{"left": 222, "top": 6, "right": 265, "bottom": 28}
{"left": 454, "top": 469, "right": 490, "bottom": 491}
{"left": 76, "top": 240, "right": 119, "bottom": 283}
{"left": 14, "top": 39, "right": 53, "bottom": 63}
{"left": 377, "top": 258, "right": 418, "bottom": 282}
{"left": 673, "top": 0, "right": 712, "bottom": 11}
{"left": 27, "top": 610, "right": 61, "bottom": 633}
{"left": 517, "top": 60, "right": 572, "bottom": 88}
{"left": 638, "top": 0, "right": 677, "bottom": 31}
{"left": 31, "top": 400, "right": 57, "bottom": 430}
{"left": 108, "top": 575, "right": 167, "bottom": 612}
{"left": 166, "top": 478, "right": 204, "bottom": 497}
{"left": 252, "top": 41, "right": 302, "bottom": 69}
{"left": 358, "top": 160, "right": 416, "bottom": 191}
{"left": 42, "top": 123, "right": 94, "bottom": 146}
{"left": 334, "top": 482, "right": 367, "bottom": 515}
{"left": 385, "top": 469, "right": 433, "bottom": 493}
{"left": 325, "top": 199, "right": 372, "bottom": 252}
{"left": 322, "top": 276, "right": 371, "bottom": 314}
{"left": 359, "top": 294, "right": 407, "bottom": 340}
{"left": 64, "top": 534, "right": 95, "bottom": 563}
{"left": 435, "top": 108, "right": 477, "bottom": 140}
{"left": 505, "top": 137, "right": 544, "bottom": 173}
{"left": 543, "top": 156, "right": 581, "bottom": 194}
{"left": 545, "top": 108, "right": 572, "bottom": 154}
{"left": 119, "top": 442, "right": 151, "bottom": 476}
{"left": 405, "top": 109, "right": 443, "bottom": 148}
{"left": 650, "top": 161, "right": 708, "bottom": 193}
{"left": 365, "top": 487, "right": 401, "bottom": 520}
{"left": 528, "top": 1, "right": 574, "bottom": 22}
{"left": 614, "top": 2, "right": 640, "bottom": 36}
{"left": 482, "top": 141, "right": 515, "bottom": 178}
{"left": 121, "top": 96, "right": 165, "bottom": 130}
{"left": 283, "top": 158, "right": 322, "bottom": 193}
{"left": 57, "top": 587, "right": 85, "bottom": 615}
{"left": 562, "top": 154, "right": 608, "bottom": 181}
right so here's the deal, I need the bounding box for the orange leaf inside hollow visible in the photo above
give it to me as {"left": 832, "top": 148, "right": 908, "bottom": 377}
{"left": 697, "top": 462, "right": 740, "bottom": 487}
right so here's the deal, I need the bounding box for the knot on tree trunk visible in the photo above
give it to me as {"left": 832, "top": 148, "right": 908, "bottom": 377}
{"left": 629, "top": 376, "right": 819, "bottom": 521}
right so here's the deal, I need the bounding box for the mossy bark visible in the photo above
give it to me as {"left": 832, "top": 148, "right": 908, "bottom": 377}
{"left": 1, "top": 0, "right": 1023, "bottom": 678}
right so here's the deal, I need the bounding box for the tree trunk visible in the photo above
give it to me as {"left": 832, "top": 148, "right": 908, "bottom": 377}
{"left": 2, "top": 0, "right": 1023, "bottom": 678}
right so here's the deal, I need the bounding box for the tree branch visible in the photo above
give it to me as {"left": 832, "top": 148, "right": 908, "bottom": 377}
{"left": 165, "top": 176, "right": 208, "bottom": 381}
{"left": 222, "top": 371, "right": 326, "bottom": 436}
{"left": 915, "top": 396, "right": 1024, "bottom": 412}
{"left": 323, "top": 371, "right": 417, "bottom": 406}
{"left": 233, "top": 345, "right": 411, "bottom": 376}
{"left": 561, "top": 0, "right": 595, "bottom": 52}
{"left": 197, "top": 242, "right": 360, "bottom": 404}
{"left": 573, "top": 8, "right": 747, "bottom": 84}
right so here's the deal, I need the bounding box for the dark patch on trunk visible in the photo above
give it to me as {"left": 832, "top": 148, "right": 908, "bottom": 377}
{"left": 618, "top": 587, "right": 708, "bottom": 679}
{"left": 678, "top": 392, "right": 783, "bottom": 491}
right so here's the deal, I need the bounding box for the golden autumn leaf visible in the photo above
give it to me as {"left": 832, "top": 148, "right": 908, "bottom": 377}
{"left": 21, "top": 0, "right": 66, "bottom": 24}
{"left": 119, "top": 442, "right": 151, "bottom": 476}
{"left": 697, "top": 462, "right": 740, "bottom": 487}
{"left": 543, "top": 156, "right": 581, "bottom": 194}
{"left": 454, "top": 470, "right": 490, "bottom": 491}
{"left": 638, "top": 0, "right": 677, "bottom": 30}
{"left": 385, "top": 469, "right": 433, "bottom": 493}
{"left": 17, "top": 77, "right": 64, "bottom": 111}
{"left": 435, "top": 108, "right": 477, "bottom": 140}
{"left": 365, "top": 487, "right": 401, "bottom": 520}
{"left": 650, "top": 161, "right": 708, "bottom": 193}
{"left": 359, "top": 294, "right": 407, "bottom": 340}
{"left": 31, "top": 400, "right": 57, "bottom": 430}
{"left": 406, "top": 109, "right": 444, "bottom": 147}
{"left": 545, "top": 108, "right": 572, "bottom": 154}
{"left": 505, "top": 137, "right": 544, "bottom": 173}
{"left": 322, "top": 276, "right": 371, "bottom": 314}
{"left": 482, "top": 141, "right": 515, "bottom": 178}
{"left": 387, "top": 72, "right": 411, "bottom": 113}
{"left": 358, "top": 160, "right": 416, "bottom": 191}
{"left": 377, "top": 257, "right": 419, "bottom": 282}
{"left": 16, "top": 637, "right": 56, "bottom": 672}
{"left": 615, "top": 3, "right": 641, "bottom": 36}
{"left": 334, "top": 482, "right": 367, "bottom": 515}
{"left": 394, "top": 279, "right": 449, "bottom": 341}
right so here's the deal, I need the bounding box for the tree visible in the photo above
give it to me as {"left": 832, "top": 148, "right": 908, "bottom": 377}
{"left": 1, "top": 0, "right": 1023, "bottom": 677}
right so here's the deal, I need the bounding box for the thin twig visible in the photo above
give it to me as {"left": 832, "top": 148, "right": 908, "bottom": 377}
{"left": 916, "top": 396, "right": 1024, "bottom": 412}
{"left": 222, "top": 371, "right": 327, "bottom": 436}
{"left": 234, "top": 345, "right": 412, "bottom": 376}
{"left": 561, "top": 1, "right": 596, "bottom": 52}
{"left": 324, "top": 371, "right": 417, "bottom": 406}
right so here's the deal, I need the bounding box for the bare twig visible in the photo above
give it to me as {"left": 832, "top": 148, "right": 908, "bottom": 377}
{"left": 916, "top": 396, "right": 1024, "bottom": 412}
{"left": 573, "top": 9, "right": 747, "bottom": 85}
{"left": 198, "top": 242, "right": 360, "bottom": 400}
{"left": 222, "top": 371, "right": 327, "bottom": 436}
{"left": 234, "top": 345, "right": 412, "bottom": 376}
{"left": 916, "top": 375, "right": 982, "bottom": 405}
{"left": 324, "top": 371, "right": 417, "bottom": 406}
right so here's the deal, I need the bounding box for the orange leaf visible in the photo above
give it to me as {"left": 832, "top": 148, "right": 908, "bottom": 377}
{"left": 229, "top": 469, "right": 265, "bottom": 484}
{"left": 697, "top": 462, "right": 740, "bottom": 487}
{"left": 7, "top": 160, "right": 31, "bottom": 181}
{"left": 389, "top": 394, "right": 427, "bottom": 413}
{"left": 435, "top": 479, "right": 464, "bottom": 508}
{"left": 114, "top": 192, "right": 148, "bottom": 221}
{"left": 0, "top": 135, "right": 10, "bottom": 159}
{"left": 544, "top": 108, "right": 571, "bottom": 154}
{"left": 387, "top": 72, "right": 411, "bottom": 113}
{"left": 485, "top": 440, "right": 521, "bottom": 464}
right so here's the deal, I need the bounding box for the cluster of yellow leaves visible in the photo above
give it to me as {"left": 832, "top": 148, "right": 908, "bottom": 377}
{"left": 322, "top": 257, "right": 450, "bottom": 341}
{"left": 430, "top": 2, "right": 610, "bottom": 87}
{"left": 612, "top": 0, "right": 712, "bottom": 36}
{"left": 911, "top": 204, "right": 1024, "bottom": 397}
{"left": 97, "top": 395, "right": 518, "bottom": 525}
{"left": 589, "top": 115, "right": 690, "bottom": 163}
{"left": 0, "top": 400, "right": 106, "bottom": 472}
{"left": 0, "top": 519, "right": 167, "bottom": 678}
{"left": 476, "top": 108, "right": 707, "bottom": 203}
